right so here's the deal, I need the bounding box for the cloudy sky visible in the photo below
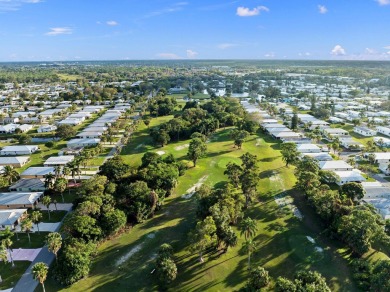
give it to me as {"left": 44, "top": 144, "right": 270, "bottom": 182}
{"left": 0, "top": 0, "right": 390, "bottom": 61}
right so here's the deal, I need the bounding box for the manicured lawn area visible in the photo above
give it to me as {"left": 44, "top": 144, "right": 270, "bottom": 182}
{"left": 29, "top": 209, "right": 67, "bottom": 223}
{"left": 45, "top": 125, "right": 359, "bottom": 291}
{"left": 12, "top": 232, "right": 49, "bottom": 249}
{"left": 0, "top": 261, "right": 31, "bottom": 290}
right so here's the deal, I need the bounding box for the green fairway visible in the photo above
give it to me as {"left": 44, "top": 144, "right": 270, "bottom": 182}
{"left": 44, "top": 124, "right": 359, "bottom": 291}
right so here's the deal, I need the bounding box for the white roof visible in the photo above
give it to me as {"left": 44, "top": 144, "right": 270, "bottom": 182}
{"left": 372, "top": 152, "right": 390, "bottom": 160}
{"left": 1, "top": 145, "right": 38, "bottom": 152}
{"left": 297, "top": 144, "right": 321, "bottom": 151}
{"left": 333, "top": 171, "right": 365, "bottom": 181}
{"left": 0, "top": 156, "right": 29, "bottom": 165}
{"left": 303, "top": 153, "right": 333, "bottom": 161}
{"left": 319, "top": 160, "right": 353, "bottom": 170}
{"left": 0, "top": 192, "right": 43, "bottom": 206}
{"left": 44, "top": 155, "right": 74, "bottom": 165}
{"left": 0, "top": 209, "right": 27, "bottom": 226}
{"left": 21, "top": 167, "right": 55, "bottom": 176}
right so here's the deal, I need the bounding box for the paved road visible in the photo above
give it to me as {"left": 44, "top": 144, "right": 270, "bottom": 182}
{"left": 12, "top": 246, "right": 55, "bottom": 292}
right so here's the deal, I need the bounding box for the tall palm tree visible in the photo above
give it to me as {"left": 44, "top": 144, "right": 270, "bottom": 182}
{"left": 20, "top": 217, "right": 33, "bottom": 243}
{"left": 53, "top": 165, "right": 62, "bottom": 178}
{"left": 0, "top": 244, "right": 8, "bottom": 282}
{"left": 42, "top": 196, "right": 52, "bottom": 220}
{"left": 242, "top": 239, "right": 257, "bottom": 269}
{"left": 239, "top": 217, "right": 258, "bottom": 240}
{"left": 46, "top": 232, "right": 62, "bottom": 261}
{"left": 44, "top": 173, "right": 55, "bottom": 190}
{"left": 32, "top": 262, "right": 49, "bottom": 292}
{"left": 2, "top": 165, "right": 19, "bottom": 185}
{"left": 54, "top": 177, "right": 67, "bottom": 203}
{"left": 2, "top": 238, "right": 14, "bottom": 267}
{"left": 31, "top": 211, "right": 43, "bottom": 234}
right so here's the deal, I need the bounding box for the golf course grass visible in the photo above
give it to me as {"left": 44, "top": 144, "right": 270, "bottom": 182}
{"left": 42, "top": 115, "right": 360, "bottom": 291}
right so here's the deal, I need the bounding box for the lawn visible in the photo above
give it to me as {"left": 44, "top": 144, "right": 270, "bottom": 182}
{"left": 44, "top": 125, "right": 359, "bottom": 291}
{"left": 0, "top": 261, "right": 31, "bottom": 290}
{"left": 12, "top": 232, "right": 49, "bottom": 249}
{"left": 28, "top": 209, "right": 67, "bottom": 223}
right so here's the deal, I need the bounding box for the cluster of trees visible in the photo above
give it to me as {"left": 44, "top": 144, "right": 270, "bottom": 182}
{"left": 293, "top": 156, "right": 390, "bottom": 290}
{"left": 294, "top": 156, "right": 389, "bottom": 255}
{"left": 350, "top": 258, "right": 390, "bottom": 291}
{"left": 149, "top": 97, "right": 247, "bottom": 147}
{"left": 54, "top": 175, "right": 126, "bottom": 285}
{"left": 224, "top": 153, "right": 259, "bottom": 208}
{"left": 275, "top": 270, "right": 331, "bottom": 291}
{"left": 190, "top": 184, "right": 243, "bottom": 261}
{"left": 154, "top": 243, "right": 178, "bottom": 287}
{"left": 148, "top": 95, "right": 177, "bottom": 116}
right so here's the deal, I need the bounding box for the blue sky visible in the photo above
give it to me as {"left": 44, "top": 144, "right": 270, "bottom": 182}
{"left": 0, "top": 0, "right": 389, "bottom": 61}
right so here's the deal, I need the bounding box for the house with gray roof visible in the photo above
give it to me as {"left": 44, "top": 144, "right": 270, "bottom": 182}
{"left": 9, "top": 178, "right": 46, "bottom": 192}
{"left": 0, "top": 209, "right": 27, "bottom": 230}
{"left": 0, "top": 156, "right": 30, "bottom": 168}
{"left": 0, "top": 145, "right": 39, "bottom": 156}
{"left": 44, "top": 155, "right": 74, "bottom": 166}
{"left": 20, "top": 167, "right": 55, "bottom": 178}
{"left": 0, "top": 192, "right": 43, "bottom": 209}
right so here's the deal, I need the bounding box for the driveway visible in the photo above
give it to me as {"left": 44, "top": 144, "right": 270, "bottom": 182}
{"left": 36, "top": 203, "right": 73, "bottom": 211}
{"left": 8, "top": 248, "right": 42, "bottom": 262}
{"left": 14, "top": 222, "right": 61, "bottom": 233}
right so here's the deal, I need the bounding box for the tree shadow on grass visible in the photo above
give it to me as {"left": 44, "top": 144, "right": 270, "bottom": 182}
{"left": 259, "top": 155, "right": 280, "bottom": 162}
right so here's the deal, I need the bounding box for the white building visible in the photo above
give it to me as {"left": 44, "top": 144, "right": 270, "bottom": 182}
{"left": 0, "top": 145, "right": 39, "bottom": 156}
{"left": 296, "top": 144, "right": 321, "bottom": 153}
{"left": 319, "top": 160, "right": 354, "bottom": 171}
{"left": 37, "top": 125, "right": 57, "bottom": 133}
{"left": 44, "top": 155, "right": 74, "bottom": 166}
{"left": 353, "top": 126, "right": 376, "bottom": 137}
{"left": 376, "top": 126, "right": 390, "bottom": 137}
{"left": 67, "top": 138, "right": 100, "bottom": 149}
{"left": 333, "top": 170, "right": 366, "bottom": 186}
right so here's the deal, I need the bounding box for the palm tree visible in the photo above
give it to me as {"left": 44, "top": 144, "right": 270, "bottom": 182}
{"left": 54, "top": 177, "right": 67, "bottom": 203}
{"left": 42, "top": 196, "right": 52, "bottom": 220}
{"left": 46, "top": 232, "right": 62, "bottom": 261}
{"left": 44, "top": 173, "right": 55, "bottom": 190}
{"left": 242, "top": 239, "right": 257, "bottom": 269}
{"left": 31, "top": 211, "right": 43, "bottom": 234}
{"left": 2, "top": 165, "right": 19, "bottom": 185}
{"left": 53, "top": 165, "right": 62, "bottom": 178}
{"left": 2, "top": 237, "right": 14, "bottom": 267}
{"left": 239, "top": 217, "right": 258, "bottom": 240}
{"left": 32, "top": 262, "right": 49, "bottom": 292}
{"left": 20, "top": 217, "right": 33, "bottom": 243}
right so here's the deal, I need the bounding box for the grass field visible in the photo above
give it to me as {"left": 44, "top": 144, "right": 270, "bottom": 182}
{"left": 43, "top": 118, "right": 360, "bottom": 291}
{"left": 0, "top": 261, "right": 31, "bottom": 290}
{"left": 12, "top": 232, "right": 49, "bottom": 249}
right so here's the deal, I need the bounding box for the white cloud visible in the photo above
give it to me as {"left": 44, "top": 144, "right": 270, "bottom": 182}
{"left": 0, "top": 0, "right": 41, "bottom": 12}
{"left": 186, "top": 49, "right": 198, "bottom": 59}
{"left": 217, "top": 43, "right": 238, "bottom": 49}
{"left": 264, "top": 52, "right": 275, "bottom": 58}
{"left": 45, "top": 27, "right": 73, "bottom": 36}
{"left": 157, "top": 53, "right": 182, "bottom": 59}
{"left": 236, "top": 6, "right": 269, "bottom": 17}
{"left": 377, "top": 0, "right": 390, "bottom": 6}
{"left": 318, "top": 5, "right": 328, "bottom": 14}
{"left": 365, "top": 48, "right": 376, "bottom": 54}
{"left": 143, "top": 2, "right": 188, "bottom": 19}
{"left": 331, "top": 45, "right": 346, "bottom": 56}
{"left": 106, "top": 20, "right": 119, "bottom": 26}
{"left": 384, "top": 45, "right": 390, "bottom": 50}
{"left": 298, "top": 52, "right": 311, "bottom": 57}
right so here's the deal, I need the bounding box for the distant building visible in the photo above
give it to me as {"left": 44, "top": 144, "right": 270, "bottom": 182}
{"left": 0, "top": 145, "right": 39, "bottom": 156}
